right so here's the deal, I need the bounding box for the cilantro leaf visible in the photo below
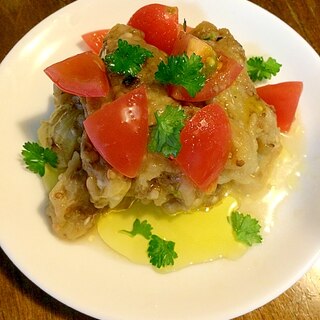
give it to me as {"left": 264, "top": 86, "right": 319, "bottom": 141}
{"left": 121, "top": 218, "right": 178, "bottom": 268}
{"left": 21, "top": 142, "right": 58, "bottom": 177}
{"left": 121, "top": 218, "right": 153, "bottom": 240}
{"left": 147, "top": 234, "right": 178, "bottom": 268}
{"left": 148, "top": 105, "right": 186, "bottom": 157}
{"left": 155, "top": 53, "right": 205, "bottom": 97}
{"left": 104, "top": 39, "right": 153, "bottom": 77}
{"left": 247, "top": 56, "right": 282, "bottom": 82}
{"left": 228, "top": 211, "right": 262, "bottom": 246}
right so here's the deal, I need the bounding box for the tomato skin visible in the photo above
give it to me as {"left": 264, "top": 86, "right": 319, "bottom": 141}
{"left": 128, "top": 4, "right": 179, "bottom": 54}
{"left": 83, "top": 86, "right": 149, "bottom": 178}
{"left": 44, "top": 51, "right": 109, "bottom": 97}
{"left": 256, "top": 81, "right": 303, "bottom": 132}
{"left": 82, "top": 29, "right": 109, "bottom": 54}
{"left": 168, "top": 32, "right": 243, "bottom": 102}
{"left": 172, "top": 32, "right": 214, "bottom": 60}
{"left": 168, "top": 54, "right": 243, "bottom": 102}
{"left": 176, "top": 104, "right": 232, "bottom": 191}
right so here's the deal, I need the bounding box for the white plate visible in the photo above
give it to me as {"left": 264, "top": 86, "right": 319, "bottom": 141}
{"left": 0, "top": 0, "right": 320, "bottom": 319}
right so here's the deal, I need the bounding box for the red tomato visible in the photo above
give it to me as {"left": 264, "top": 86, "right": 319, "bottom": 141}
{"left": 168, "top": 55, "right": 242, "bottom": 102}
{"left": 44, "top": 51, "right": 109, "bottom": 97}
{"left": 168, "top": 32, "right": 243, "bottom": 102}
{"left": 128, "top": 4, "right": 179, "bottom": 54}
{"left": 83, "top": 86, "right": 149, "bottom": 178}
{"left": 256, "top": 81, "right": 303, "bottom": 132}
{"left": 171, "top": 31, "right": 215, "bottom": 64}
{"left": 176, "top": 104, "right": 232, "bottom": 191}
{"left": 82, "top": 29, "right": 109, "bottom": 54}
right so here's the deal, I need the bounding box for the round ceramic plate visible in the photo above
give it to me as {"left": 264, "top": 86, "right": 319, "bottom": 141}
{"left": 0, "top": 0, "right": 319, "bottom": 319}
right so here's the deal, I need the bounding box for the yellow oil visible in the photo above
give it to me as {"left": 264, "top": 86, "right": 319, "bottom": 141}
{"left": 97, "top": 196, "right": 247, "bottom": 271}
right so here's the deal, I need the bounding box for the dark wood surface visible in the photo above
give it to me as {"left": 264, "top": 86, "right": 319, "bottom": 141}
{"left": 0, "top": 1, "right": 319, "bottom": 319}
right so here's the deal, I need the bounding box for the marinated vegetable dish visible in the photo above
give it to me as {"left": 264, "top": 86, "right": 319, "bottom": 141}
{"left": 22, "top": 4, "right": 302, "bottom": 269}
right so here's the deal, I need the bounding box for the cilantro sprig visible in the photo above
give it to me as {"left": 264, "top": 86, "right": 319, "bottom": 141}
{"left": 155, "top": 53, "right": 205, "bottom": 97}
{"left": 21, "top": 142, "right": 58, "bottom": 177}
{"left": 228, "top": 211, "right": 262, "bottom": 246}
{"left": 148, "top": 235, "right": 178, "bottom": 269}
{"left": 121, "top": 218, "right": 153, "bottom": 239}
{"left": 122, "top": 218, "right": 178, "bottom": 268}
{"left": 148, "top": 105, "right": 187, "bottom": 157}
{"left": 104, "top": 39, "right": 153, "bottom": 77}
{"left": 247, "top": 56, "right": 281, "bottom": 82}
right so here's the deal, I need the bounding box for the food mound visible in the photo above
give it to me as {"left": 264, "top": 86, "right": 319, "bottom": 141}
{"left": 38, "top": 7, "right": 281, "bottom": 240}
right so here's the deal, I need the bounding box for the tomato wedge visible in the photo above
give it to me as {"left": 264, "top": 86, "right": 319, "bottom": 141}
{"left": 168, "top": 31, "right": 243, "bottom": 102}
{"left": 176, "top": 104, "right": 232, "bottom": 191}
{"left": 169, "top": 54, "right": 243, "bottom": 102}
{"left": 128, "top": 4, "right": 179, "bottom": 54}
{"left": 44, "top": 51, "right": 109, "bottom": 97}
{"left": 171, "top": 31, "right": 216, "bottom": 65}
{"left": 83, "top": 86, "right": 149, "bottom": 178}
{"left": 256, "top": 81, "right": 303, "bottom": 132}
{"left": 82, "top": 29, "right": 109, "bottom": 54}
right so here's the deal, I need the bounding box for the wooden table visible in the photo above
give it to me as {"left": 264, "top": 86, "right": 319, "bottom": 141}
{"left": 0, "top": 1, "right": 319, "bottom": 319}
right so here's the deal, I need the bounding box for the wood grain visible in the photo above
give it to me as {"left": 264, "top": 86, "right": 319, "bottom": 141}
{"left": 0, "top": 1, "right": 319, "bottom": 319}
{"left": 249, "top": 0, "right": 319, "bottom": 54}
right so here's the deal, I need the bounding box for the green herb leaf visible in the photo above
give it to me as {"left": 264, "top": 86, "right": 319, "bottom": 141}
{"left": 121, "top": 218, "right": 178, "bottom": 268}
{"left": 155, "top": 53, "right": 205, "bottom": 97}
{"left": 228, "top": 211, "right": 262, "bottom": 246}
{"left": 148, "top": 105, "right": 186, "bottom": 157}
{"left": 147, "top": 234, "right": 178, "bottom": 268}
{"left": 21, "top": 142, "right": 58, "bottom": 177}
{"left": 104, "top": 39, "right": 153, "bottom": 77}
{"left": 121, "top": 218, "right": 153, "bottom": 240}
{"left": 247, "top": 56, "right": 282, "bottom": 82}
